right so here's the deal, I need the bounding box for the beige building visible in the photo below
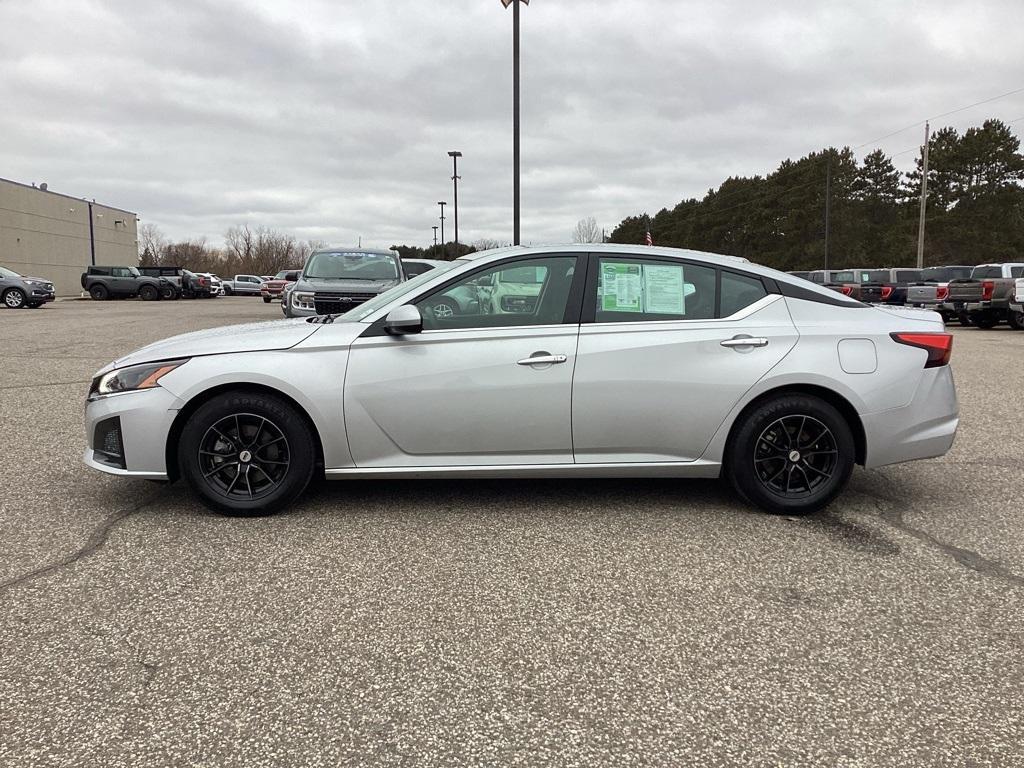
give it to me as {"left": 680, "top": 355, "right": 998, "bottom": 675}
{"left": 1, "top": 177, "right": 139, "bottom": 296}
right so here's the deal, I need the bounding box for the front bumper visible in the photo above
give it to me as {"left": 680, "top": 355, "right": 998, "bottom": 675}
{"left": 862, "top": 365, "right": 958, "bottom": 469}
{"left": 83, "top": 386, "right": 183, "bottom": 479}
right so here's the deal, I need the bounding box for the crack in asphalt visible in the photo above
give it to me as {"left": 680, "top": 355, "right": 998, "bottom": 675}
{"left": 0, "top": 490, "right": 166, "bottom": 596}
{"left": 856, "top": 469, "right": 1024, "bottom": 587}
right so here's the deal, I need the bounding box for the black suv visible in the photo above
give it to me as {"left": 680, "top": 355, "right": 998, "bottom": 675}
{"left": 81, "top": 266, "right": 170, "bottom": 301}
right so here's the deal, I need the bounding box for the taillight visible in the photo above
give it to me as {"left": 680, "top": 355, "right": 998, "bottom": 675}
{"left": 981, "top": 280, "right": 994, "bottom": 301}
{"left": 841, "top": 285, "right": 853, "bottom": 296}
{"left": 936, "top": 286, "right": 949, "bottom": 301}
{"left": 880, "top": 286, "right": 893, "bottom": 300}
{"left": 890, "top": 332, "right": 953, "bottom": 368}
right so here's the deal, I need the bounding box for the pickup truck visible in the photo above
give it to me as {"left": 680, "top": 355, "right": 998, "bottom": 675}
{"left": 261, "top": 269, "right": 301, "bottom": 303}
{"left": 1008, "top": 277, "right": 1024, "bottom": 330}
{"left": 805, "top": 269, "right": 885, "bottom": 303}
{"left": 946, "top": 263, "right": 1024, "bottom": 328}
{"left": 222, "top": 274, "right": 265, "bottom": 295}
{"left": 906, "top": 266, "right": 974, "bottom": 320}
{"left": 854, "top": 268, "right": 923, "bottom": 305}
{"left": 81, "top": 266, "right": 171, "bottom": 301}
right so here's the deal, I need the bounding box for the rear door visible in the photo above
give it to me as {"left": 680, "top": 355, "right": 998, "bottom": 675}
{"left": 571, "top": 255, "right": 798, "bottom": 463}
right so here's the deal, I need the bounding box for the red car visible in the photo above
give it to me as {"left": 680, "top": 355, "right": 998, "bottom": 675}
{"left": 261, "top": 269, "right": 300, "bottom": 303}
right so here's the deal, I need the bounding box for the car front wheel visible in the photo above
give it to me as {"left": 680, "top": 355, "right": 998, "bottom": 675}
{"left": 725, "top": 394, "right": 855, "bottom": 516}
{"left": 139, "top": 284, "right": 159, "bottom": 301}
{"left": 179, "top": 390, "right": 317, "bottom": 517}
{"left": 3, "top": 288, "right": 27, "bottom": 308}
{"left": 262, "top": 296, "right": 272, "bottom": 303}
{"left": 89, "top": 284, "right": 108, "bottom": 300}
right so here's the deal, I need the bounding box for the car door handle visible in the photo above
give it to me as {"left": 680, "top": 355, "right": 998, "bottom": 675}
{"left": 720, "top": 336, "right": 769, "bottom": 348}
{"left": 517, "top": 353, "right": 568, "bottom": 366}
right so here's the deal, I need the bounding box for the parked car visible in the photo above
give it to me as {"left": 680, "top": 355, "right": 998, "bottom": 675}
{"left": 401, "top": 258, "right": 448, "bottom": 278}
{"left": 260, "top": 270, "right": 300, "bottom": 302}
{"left": 280, "top": 282, "right": 296, "bottom": 317}
{"left": 0, "top": 265, "right": 56, "bottom": 308}
{"left": 81, "top": 266, "right": 170, "bottom": 301}
{"left": 178, "top": 270, "right": 217, "bottom": 299}
{"left": 946, "top": 263, "right": 1024, "bottom": 328}
{"left": 84, "top": 244, "right": 957, "bottom": 519}
{"left": 806, "top": 270, "right": 883, "bottom": 303}
{"left": 907, "top": 266, "right": 974, "bottom": 320}
{"left": 195, "top": 273, "right": 224, "bottom": 296}
{"left": 857, "top": 268, "right": 923, "bottom": 305}
{"left": 285, "top": 249, "right": 405, "bottom": 317}
{"left": 138, "top": 266, "right": 186, "bottom": 299}
{"left": 222, "top": 275, "right": 265, "bottom": 295}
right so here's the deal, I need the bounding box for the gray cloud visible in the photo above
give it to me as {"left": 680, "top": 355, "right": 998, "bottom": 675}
{"left": 2, "top": 0, "right": 1022, "bottom": 250}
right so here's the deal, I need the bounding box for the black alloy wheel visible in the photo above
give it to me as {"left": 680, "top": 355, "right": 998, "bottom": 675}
{"left": 3, "top": 288, "right": 26, "bottom": 309}
{"left": 90, "top": 284, "right": 109, "bottom": 300}
{"left": 179, "top": 390, "right": 316, "bottom": 516}
{"left": 726, "top": 394, "right": 855, "bottom": 516}
{"left": 139, "top": 284, "right": 159, "bottom": 301}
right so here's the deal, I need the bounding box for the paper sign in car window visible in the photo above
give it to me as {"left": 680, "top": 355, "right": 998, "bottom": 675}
{"left": 643, "top": 263, "right": 685, "bottom": 314}
{"left": 601, "top": 262, "right": 642, "bottom": 312}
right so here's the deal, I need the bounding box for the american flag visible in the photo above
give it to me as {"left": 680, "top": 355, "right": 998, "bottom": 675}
{"left": 645, "top": 229, "right": 653, "bottom": 246}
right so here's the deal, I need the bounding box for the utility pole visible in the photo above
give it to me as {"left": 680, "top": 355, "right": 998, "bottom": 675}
{"left": 824, "top": 156, "right": 831, "bottom": 272}
{"left": 916, "top": 121, "right": 930, "bottom": 269}
{"left": 432, "top": 225, "right": 439, "bottom": 253}
{"left": 437, "top": 201, "right": 446, "bottom": 257}
{"left": 448, "top": 151, "right": 462, "bottom": 253}
{"left": 501, "top": 0, "right": 526, "bottom": 243}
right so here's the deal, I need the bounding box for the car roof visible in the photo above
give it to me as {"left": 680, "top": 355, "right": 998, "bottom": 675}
{"left": 313, "top": 247, "right": 398, "bottom": 256}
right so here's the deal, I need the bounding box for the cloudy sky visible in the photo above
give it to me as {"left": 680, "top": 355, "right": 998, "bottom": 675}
{"left": 1, "top": 0, "right": 1022, "bottom": 250}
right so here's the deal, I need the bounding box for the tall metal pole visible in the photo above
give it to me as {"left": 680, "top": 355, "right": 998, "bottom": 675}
{"left": 512, "top": 0, "right": 521, "bottom": 245}
{"left": 432, "top": 225, "right": 439, "bottom": 252}
{"left": 916, "top": 121, "right": 930, "bottom": 269}
{"left": 824, "top": 156, "right": 831, "bottom": 272}
{"left": 437, "top": 201, "right": 446, "bottom": 257}
{"left": 87, "top": 201, "right": 97, "bottom": 266}
{"left": 449, "top": 152, "right": 461, "bottom": 252}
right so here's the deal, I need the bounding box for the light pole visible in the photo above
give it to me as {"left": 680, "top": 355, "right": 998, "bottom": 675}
{"left": 448, "top": 150, "right": 462, "bottom": 254}
{"left": 432, "top": 225, "right": 439, "bottom": 254}
{"left": 501, "top": 0, "right": 527, "bottom": 245}
{"left": 437, "top": 201, "right": 446, "bottom": 257}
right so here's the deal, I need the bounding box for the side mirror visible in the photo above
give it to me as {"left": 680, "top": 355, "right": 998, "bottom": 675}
{"left": 384, "top": 304, "right": 423, "bottom": 335}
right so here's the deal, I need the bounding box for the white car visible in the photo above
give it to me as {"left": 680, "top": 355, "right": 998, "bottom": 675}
{"left": 83, "top": 245, "right": 958, "bottom": 517}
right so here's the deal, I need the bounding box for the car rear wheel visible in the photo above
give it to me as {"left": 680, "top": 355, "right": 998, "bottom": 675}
{"left": 139, "top": 284, "right": 159, "bottom": 301}
{"left": 957, "top": 311, "right": 972, "bottom": 326}
{"left": 3, "top": 288, "right": 27, "bottom": 308}
{"left": 263, "top": 296, "right": 272, "bottom": 303}
{"left": 1006, "top": 310, "right": 1024, "bottom": 331}
{"left": 726, "top": 394, "right": 855, "bottom": 516}
{"left": 972, "top": 314, "right": 999, "bottom": 329}
{"left": 179, "top": 390, "right": 317, "bottom": 517}
{"left": 89, "top": 284, "right": 109, "bottom": 301}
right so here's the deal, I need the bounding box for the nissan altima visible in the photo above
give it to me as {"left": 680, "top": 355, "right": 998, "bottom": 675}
{"left": 84, "top": 245, "right": 958, "bottom": 517}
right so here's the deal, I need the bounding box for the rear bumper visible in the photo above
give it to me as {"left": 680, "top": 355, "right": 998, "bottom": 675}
{"left": 862, "top": 365, "right": 958, "bottom": 469}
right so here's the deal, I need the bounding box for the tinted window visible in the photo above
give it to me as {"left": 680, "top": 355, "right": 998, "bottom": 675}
{"left": 922, "top": 267, "right": 970, "bottom": 282}
{"left": 1012, "top": 266, "right": 1024, "bottom": 278}
{"left": 721, "top": 272, "right": 767, "bottom": 316}
{"left": 90, "top": 266, "right": 111, "bottom": 276}
{"left": 595, "top": 257, "right": 716, "bottom": 322}
{"left": 417, "top": 256, "right": 577, "bottom": 331}
{"left": 895, "top": 270, "right": 922, "bottom": 282}
{"left": 863, "top": 270, "right": 890, "bottom": 283}
{"left": 403, "top": 262, "right": 436, "bottom": 277}
{"left": 831, "top": 271, "right": 856, "bottom": 282}
{"left": 808, "top": 272, "right": 825, "bottom": 284}
{"left": 972, "top": 266, "right": 1000, "bottom": 278}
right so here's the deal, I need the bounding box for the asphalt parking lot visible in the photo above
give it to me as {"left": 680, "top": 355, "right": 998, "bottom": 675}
{"left": 1, "top": 298, "right": 1022, "bottom": 767}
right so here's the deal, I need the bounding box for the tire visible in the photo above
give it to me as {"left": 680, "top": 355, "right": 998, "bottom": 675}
{"left": 223, "top": 286, "right": 233, "bottom": 295}
{"left": 972, "top": 314, "right": 999, "bottom": 329}
{"left": 3, "top": 288, "right": 27, "bottom": 309}
{"left": 27, "top": 302, "right": 43, "bottom": 309}
{"left": 725, "top": 394, "right": 855, "bottom": 516}
{"left": 263, "top": 296, "right": 272, "bottom": 303}
{"left": 139, "top": 284, "right": 159, "bottom": 301}
{"left": 1008, "top": 311, "right": 1024, "bottom": 331}
{"left": 89, "top": 284, "right": 109, "bottom": 301}
{"left": 430, "top": 298, "right": 459, "bottom": 318}
{"left": 160, "top": 284, "right": 179, "bottom": 300}
{"left": 178, "top": 389, "right": 317, "bottom": 517}
{"left": 957, "top": 311, "right": 972, "bottom": 327}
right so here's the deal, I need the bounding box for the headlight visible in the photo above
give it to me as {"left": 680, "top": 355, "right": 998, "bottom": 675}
{"left": 89, "top": 359, "right": 188, "bottom": 400}
{"left": 23, "top": 279, "right": 41, "bottom": 286}
{"left": 293, "top": 291, "right": 315, "bottom": 310}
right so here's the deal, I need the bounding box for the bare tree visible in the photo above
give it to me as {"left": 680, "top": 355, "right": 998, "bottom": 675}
{"left": 572, "top": 216, "right": 601, "bottom": 244}
{"left": 138, "top": 222, "right": 168, "bottom": 265}
{"left": 473, "top": 238, "right": 503, "bottom": 251}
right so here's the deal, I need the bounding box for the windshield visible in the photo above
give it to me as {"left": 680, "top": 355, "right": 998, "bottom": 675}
{"left": 0, "top": 266, "right": 22, "bottom": 279}
{"left": 274, "top": 270, "right": 291, "bottom": 279}
{"left": 344, "top": 260, "right": 464, "bottom": 321}
{"left": 305, "top": 251, "right": 400, "bottom": 280}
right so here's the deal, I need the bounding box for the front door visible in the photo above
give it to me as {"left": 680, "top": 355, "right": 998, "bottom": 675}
{"left": 572, "top": 255, "right": 799, "bottom": 463}
{"left": 344, "top": 254, "right": 583, "bottom": 467}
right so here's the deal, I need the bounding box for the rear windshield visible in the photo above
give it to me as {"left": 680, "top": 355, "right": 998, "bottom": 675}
{"left": 862, "top": 270, "right": 890, "bottom": 283}
{"left": 830, "top": 271, "right": 856, "bottom": 282}
{"left": 922, "top": 267, "right": 972, "bottom": 281}
{"left": 894, "top": 269, "right": 922, "bottom": 282}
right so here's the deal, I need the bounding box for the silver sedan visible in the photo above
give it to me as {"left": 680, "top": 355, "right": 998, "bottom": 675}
{"left": 84, "top": 245, "right": 958, "bottom": 517}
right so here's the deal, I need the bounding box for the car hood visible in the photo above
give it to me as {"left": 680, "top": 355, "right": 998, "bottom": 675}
{"left": 20, "top": 275, "right": 53, "bottom": 283}
{"left": 296, "top": 277, "right": 400, "bottom": 293}
{"left": 109, "top": 318, "right": 322, "bottom": 370}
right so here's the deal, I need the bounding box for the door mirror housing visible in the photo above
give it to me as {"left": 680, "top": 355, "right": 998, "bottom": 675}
{"left": 384, "top": 305, "right": 423, "bottom": 335}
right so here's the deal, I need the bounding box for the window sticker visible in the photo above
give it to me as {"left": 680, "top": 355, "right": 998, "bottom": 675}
{"left": 643, "top": 263, "right": 685, "bottom": 314}
{"left": 600, "top": 262, "right": 642, "bottom": 312}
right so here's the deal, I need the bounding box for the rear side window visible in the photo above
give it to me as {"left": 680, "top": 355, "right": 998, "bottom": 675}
{"left": 595, "top": 258, "right": 716, "bottom": 322}
{"left": 90, "top": 266, "right": 111, "bottom": 276}
{"left": 973, "top": 266, "right": 1000, "bottom": 278}
{"left": 1011, "top": 266, "right": 1024, "bottom": 278}
{"left": 721, "top": 272, "right": 767, "bottom": 316}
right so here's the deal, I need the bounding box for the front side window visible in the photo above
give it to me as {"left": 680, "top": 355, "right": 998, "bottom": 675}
{"left": 595, "top": 257, "right": 716, "bottom": 322}
{"left": 304, "top": 251, "right": 399, "bottom": 280}
{"left": 416, "top": 256, "right": 577, "bottom": 331}
{"left": 721, "top": 271, "right": 767, "bottom": 317}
